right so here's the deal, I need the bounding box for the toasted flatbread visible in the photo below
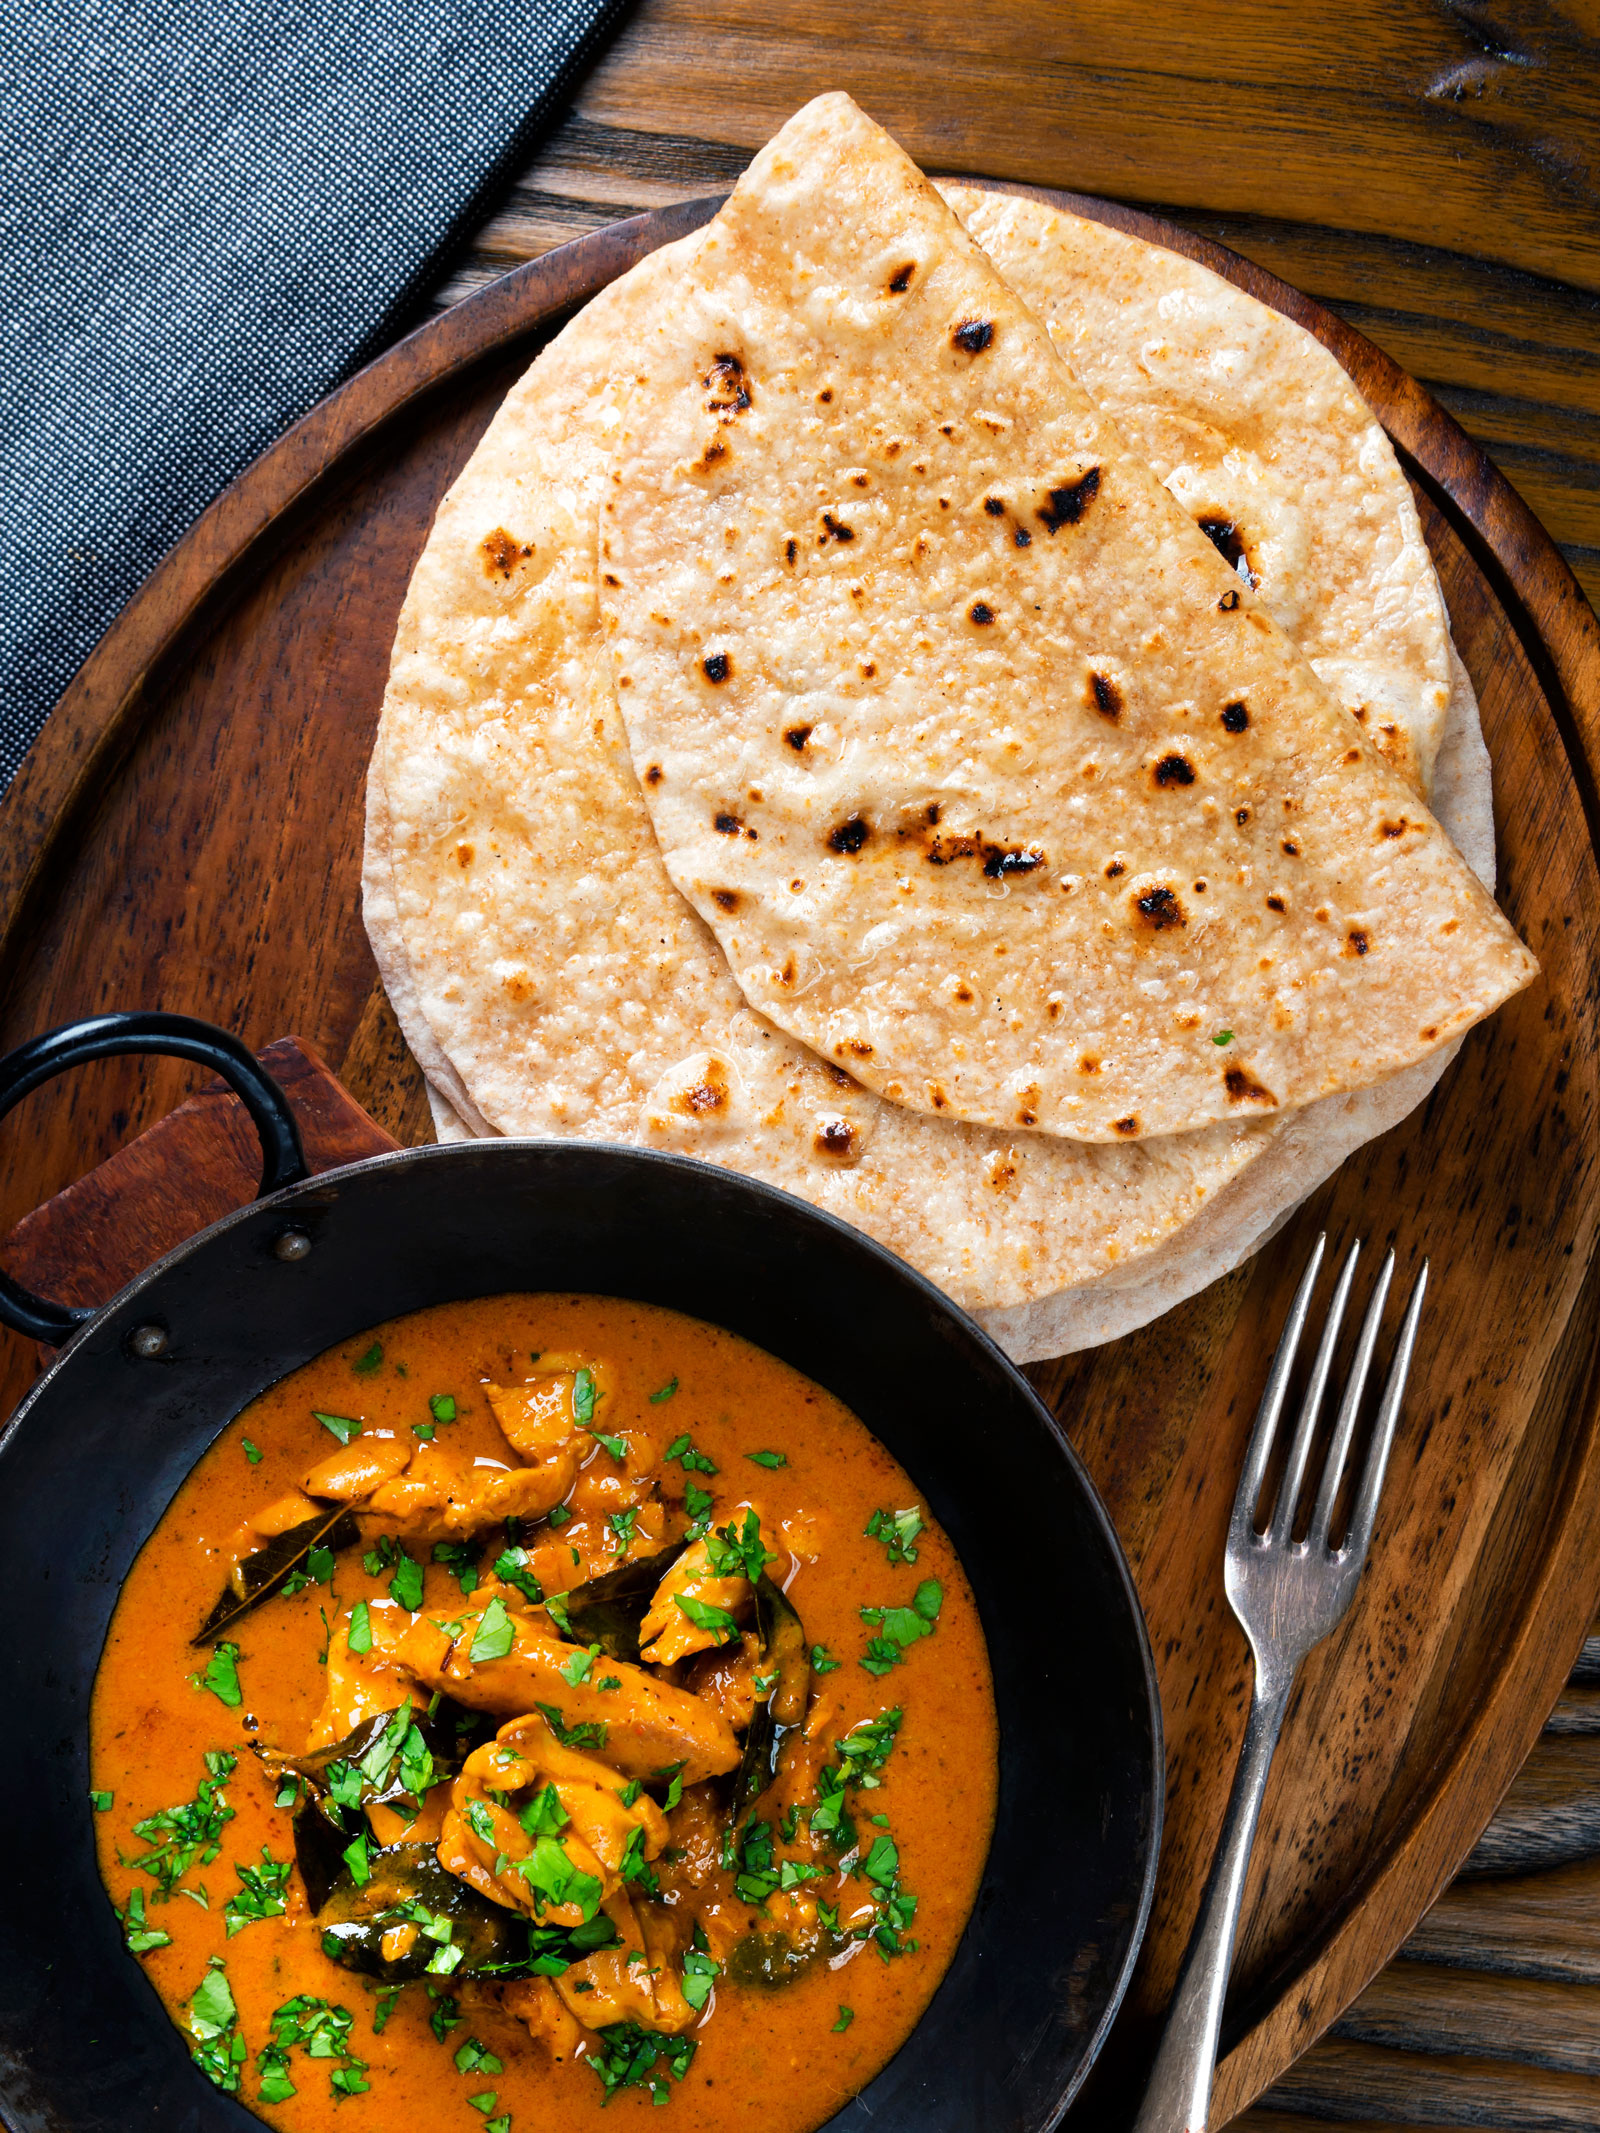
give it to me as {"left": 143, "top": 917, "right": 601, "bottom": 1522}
{"left": 600, "top": 94, "right": 1534, "bottom": 1143}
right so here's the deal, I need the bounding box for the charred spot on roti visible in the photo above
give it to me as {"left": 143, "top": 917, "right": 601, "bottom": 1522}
{"left": 1154, "top": 753, "right": 1196, "bottom": 788}
{"left": 1197, "top": 515, "right": 1259, "bottom": 589}
{"left": 1113, "top": 1115, "right": 1140, "bottom": 1137}
{"left": 645, "top": 764, "right": 663, "bottom": 786}
{"left": 827, "top": 814, "right": 872, "bottom": 855}
{"left": 814, "top": 1118, "right": 860, "bottom": 1157}
{"left": 703, "top": 651, "right": 732, "bottom": 683}
{"left": 1037, "top": 469, "right": 1100, "bottom": 532}
{"left": 1218, "top": 587, "right": 1241, "bottom": 612}
{"left": 455, "top": 842, "right": 474, "bottom": 868}
{"left": 1105, "top": 860, "right": 1126, "bottom": 879}
{"left": 955, "top": 983, "right": 974, "bottom": 1003}
{"left": 1422, "top": 1024, "right": 1438, "bottom": 1040}
{"left": 1344, "top": 747, "right": 1363, "bottom": 764}
{"left": 820, "top": 512, "right": 855, "bottom": 544}
{"left": 704, "top": 353, "right": 751, "bottom": 418}
{"left": 1346, "top": 928, "right": 1370, "bottom": 956}
{"left": 969, "top": 600, "right": 995, "bottom": 626}
{"left": 1089, "top": 672, "right": 1122, "bottom": 722}
{"left": 836, "top": 1039, "right": 874, "bottom": 1060}
{"left": 1015, "top": 1087, "right": 1040, "bottom": 1126}
{"left": 888, "top": 263, "right": 915, "bottom": 293}
{"left": 714, "top": 811, "right": 751, "bottom": 838}
{"left": 603, "top": 572, "right": 622, "bottom": 588}
{"left": 1266, "top": 894, "right": 1286, "bottom": 913}
{"left": 784, "top": 724, "right": 813, "bottom": 752}
{"left": 711, "top": 889, "right": 741, "bottom": 912}
{"left": 1014, "top": 527, "right": 1033, "bottom": 547}
{"left": 681, "top": 1067, "right": 730, "bottom": 1115}
{"left": 1078, "top": 1053, "right": 1100, "bottom": 1074}
{"left": 479, "top": 527, "right": 531, "bottom": 579}
{"left": 952, "top": 319, "right": 994, "bottom": 353}
{"left": 983, "top": 497, "right": 1006, "bottom": 517}
{"left": 776, "top": 955, "right": 797, "bottom": 987}
{"left": 1281, "top": 838, "right": 1299, "bottom": 856}
{"left": 1135, "top": 885, "right": 1186, "bottom": 930}
{"left": 1224, "top": 1066, "right": 1277, "bottom": 1106}
{"left": 817, "top": 388, "right": 834, "bottom": 404}
{"left": 1236, "top": 805, "right": 1252, "bottom": 826}
{"left": 1221, "top": 700, "right": 1249, "bottom": 733}
{"left": 1381, "top": 817, "right": 1409, "bottom": 838}
{"left": 785, "top": 538, "right": 798, "bottom": 565}
{"left": 692, "top": 433, "right": 730, "bottom": 474}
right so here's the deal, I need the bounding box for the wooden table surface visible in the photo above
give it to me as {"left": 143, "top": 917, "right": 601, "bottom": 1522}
{"left": 409, "top": 4, "right": 1600, "bottom": 2124}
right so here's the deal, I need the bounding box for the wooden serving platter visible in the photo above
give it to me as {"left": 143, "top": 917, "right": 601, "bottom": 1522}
{"left": 1, "top": 187, "right": 1598, "bottom": 2126}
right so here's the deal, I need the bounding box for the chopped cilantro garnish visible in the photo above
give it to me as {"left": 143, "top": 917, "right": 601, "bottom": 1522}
{"left": 681, "top": 1924, "right": 718, "bottom": 2011}
{"left": 119, "top": 1885, "right": 172, "bottom": 1953}
{"left": 389, "top": 1550, "right": 425, "bottom": 1612}
{"left": 467, "top": 2092, "right": 498, "bottom": 2115}
{"left": 859, "top": 1581, "right": 942, "bottom": 1675}
{"left": 187, "top": 1962, "right": 243, "bottom": 2091}
{"left": 534, "top": 1702, "right": 608, "bottom": 1752}
{"left": 494, "top": 1545, "right": 543, "bottom": 1604}
{"left": 429, "top": 1993, "right": 461, "bottom": 2042}
{"left": 520, "top": 1784, "right": 569, "bottom": 1838}
{"left": 200, "top": 1641, "right": 243, "bottom": 1707}
{"left": 469, "top": 1596, "right": 515, "bottom": 1664}
{"left": 811, "top": 1644, "right": 841, "bottom": 1674}
{"left": 618, "top": 1779, "right": 642, "bottom": 1808}
{"left": 455, "top": 2038, "right": 504, "bottom": 2077}
{"left": 413, "top": 1422, "right": 436, "bottom": 1442}
{"left": 585, "top": 1426, "right": 629, "bottom": 1461}
{"left": 314, "top": 1410, "right": 362, "bottom": 1445}
{"left": 307, "top": 1545, "right": 335, "bottom": 1584}
{"left": 91, "top": 1789, "right": 113, "bottom": 1811}
{"left": 833, "top": 2005, "right": 855, "bottom": 2032}
{"left": 864, "top": 1505, "right": 923, "bottom": 1566}
{"left": 618, "top": 1824, "right": 660, "bottom": 1897}
{"left": 572, "top": 1368, "right": 597, "bottom": 1424}
{"left": 608, "top": 1507, "right": 638, "bottom": 1554}
{"left": 224, "top": 1848, "right": 292, "bottom": 1935}
{"left": 432, "top": 1540, "right": 481, "bottom": 1595}
{"left": 485, "top": 2117, "right": 511, "bottom": 2133}
{"left": 352, "top": 1342, "right": 383, "bottom": 1375}
{"left": 584, "top": 2021, "right": 696, "bottom": 2104}
{"left": 517, "top": 1835, "right": 604, "bottom": 1922}
{"left": 664, "top": 1433, "right": 718, "bottom": 1477}
{"left": 371, "top": 1990, "right": 400, "bottom": 2036}
{"left": 560, "top": 1643, "right": 599, "bottom": 1688}
{"left": 342, "top": 1832, "right": 371, "bottom": 1886}
{"left": 543, "top": 1591, "right": 572, "bottom": 1637}
{"left": 675, "top": 1593, "right": 739, "bottom": 1643}
{"left": 1213, "top": 1029, "right": 1234, "bottom": 1045}
{"left": 242, "top": 1438, "right": 263, "bottom": 1465}
{"left": 705, "top": 1507, "right": 775, "bottom": 1584}
{"left": 649, "top": 1377, "right": 679, "bottom": 1404}
{"left": 746, "top": 1449, "right": 787, "bottom": 1469}
{"left": 429, "top": 1393, "right": 457, "bottom": 1425}
{"left": 347, "top": 1600, "right": 372, "bottom": 1655}
{"left": 546, "top": 1503, "right": 573, "bottom": 1530}
{"left": 683, "top": 1480, "right": 715, "bottom": 1537}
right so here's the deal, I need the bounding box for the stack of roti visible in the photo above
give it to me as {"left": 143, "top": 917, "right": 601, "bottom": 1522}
{"left": 365, "top": 94, "right": 1535, "bottom": 1360}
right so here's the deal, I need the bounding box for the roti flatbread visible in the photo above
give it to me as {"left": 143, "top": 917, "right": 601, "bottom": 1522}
{"left": 599, "top": 93, "right": 1534, "bottom": 1143}
{"left": 939, "top": 185, "right": 1450, "bottom": 799}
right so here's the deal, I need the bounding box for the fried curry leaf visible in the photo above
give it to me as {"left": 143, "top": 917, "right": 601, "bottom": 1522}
{"left": 557, "top": 1539, "right": 689, "bottom": 1663}
{"left": 731, "top": 1574, "right": 812, "bottom": 1818}
{"left": 192, "top": 1506, "right": 359, "bottom": 1647}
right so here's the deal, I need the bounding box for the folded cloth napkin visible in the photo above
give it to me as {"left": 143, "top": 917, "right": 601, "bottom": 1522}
{"left": 0, "top": 0, "right": 628, "bottom": 790}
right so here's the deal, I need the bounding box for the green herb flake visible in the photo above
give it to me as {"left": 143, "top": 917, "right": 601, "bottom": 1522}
{"left": 560, "top": 1644, "right": 599, "bottom": 1687}
{"left": 859, "top": 1582, "right": 943, "bottom": 1675}
{"left": 649, "top": 1377, "right": 679, "bottom": 1404}
{"left": 746, "top": 1449, "right": 787, "bottom": 1469}
{"left": 454, "top": 2038, "right": 504, "bottom": 2077}
{"left": 307, "top": 1545, "right": 336, "bottom": 1585}
{"left": 352, "top": 1342, "right": 383, "bottom": 1376}
{"left": 680, "top": 1935, "right": 719, "bottom": 2013}
{"left": 683, "top": 1481, "right": 715, "bottom": 1538}
{"left": 120, "top": 1885, "right": 172, "bottom": 1953}
{"left": 467, "top": 2093, "right": 498, "bottom": 2115}
{"left": 675, "top": 1593, "right": 739, "bottom": 1643}
{"left": 429, "top": 1393, "right": 458, "bottom": 1425}
{"left": 225, "top": 1848, "right": 293, "bottom": 1935}
{"left": 314, "top": 1411, "right": 362, "bottom": 1446}
{"left": 494, "top": 1545, "right": 543, "bottom": 1605}
{"left": 242, "top": 1438, "right": 263, "bottom": 1465}
{"left": 583, "top": 2021, "right": 697, "bottom": 2105}
{"left": 433, "top": 1540, "right": 481, "bottom": 1596}
{"left": 342, "top": 1833, "right": 371, "bottom": 1886}
{"left": 664, "top": 1433, "right": 718, "bottom": 1478}
{"left": 519, "top": 1784, "right": 569, "bottom": 1839}
{"left": 811, "top": 1644, "right": 841, "bottom": 1674}
{"left": 413, "top": 1422, "right": 436, "bottom": 1443}
{"left": 534, "top": 1702, "right": 608, "bottom": 1752}
{"left": 572, "top": 1368, "right": 597, "bottom": 1425}
{"left": 470, "top": 1596, "right": 516, "bottom": 1665}
{"left": 864, "top": 1505, "right": 924, "bottom": 1566}
{"left": 201, "top": 1642, "right": 244, "bottom": 1708}
{"left": 608, "top": 1506, "right": 638, "bottom": 1554}
{"left": 1213, "top": 1029, "right": 1234, "bottom": 1046}
{"left": 346, "top": 1600, "right": 373, "bottom": 1655}
{"left": 832, "top": 2005, "right": 855, "bottom": 2032}
{"left": 485, "top": 2116, "right": 512, "bottom": 2133}
{"left": 586, "top": 1427, "right": 628, "bottom": 1461}
{"left": 389, "top": 1550, "right": 425, "bottom": 1612}
{"left": 546, "top": 1503, "right": 573, "bottom": 1530}
{"left": 91, "top": 1789, "right": 113, "bottom": 1812}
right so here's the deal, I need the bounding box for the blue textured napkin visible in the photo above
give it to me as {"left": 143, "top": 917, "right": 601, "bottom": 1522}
{"left": 0, "top": 0, "right": 627, "bottom": 790}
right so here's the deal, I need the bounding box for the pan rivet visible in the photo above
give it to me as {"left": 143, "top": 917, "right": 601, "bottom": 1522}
{"left": 274, "top": 1230, "right": 312, "bottom": 1263}
{"left": 130, "top": 1325, "right": 168, "bottom": 1359}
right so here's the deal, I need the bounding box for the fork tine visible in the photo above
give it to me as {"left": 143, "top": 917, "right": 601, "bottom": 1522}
{"left": 1230, "top": 1232, "right": 1326, "bottom": 1545}
{"left": 1269, "top": 1239, "right": 1361, "bottom": 1544}
{"left": 1306, "top": 1247, "right": 1395, "bottom": 1549}
{"left": 1339, "top": 1260, "right": 1428, "bottom": 1564}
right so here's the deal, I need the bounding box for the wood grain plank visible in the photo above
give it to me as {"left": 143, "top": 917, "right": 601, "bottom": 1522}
{"left": 1255, "top": 2036, "right": 1600, "bottom": 2128}
{"left": 1405, "top": 1855, "right": 1600, "bottom": 1983}
{"left": 1332, "top": 1963, "right": 1600, "bottom": 2078}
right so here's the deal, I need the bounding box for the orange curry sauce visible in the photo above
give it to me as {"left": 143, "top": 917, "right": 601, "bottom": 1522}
{"left": 92, "top": 1294, "right": 997, "bottom": 2133}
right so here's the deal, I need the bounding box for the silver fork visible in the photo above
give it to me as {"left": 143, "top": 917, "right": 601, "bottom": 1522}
{"left": 1131, "top": 1232, "right": 1429, "bottom": 2133}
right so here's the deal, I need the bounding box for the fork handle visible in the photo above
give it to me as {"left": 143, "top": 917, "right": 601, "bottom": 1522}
{"left": 1131, "top": 1655, "right": 1296, "bottom": 2133}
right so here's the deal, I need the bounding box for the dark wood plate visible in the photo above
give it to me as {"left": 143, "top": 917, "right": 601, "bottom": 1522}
{"left": 1, "top": 186, "right": 1598, "bottom": 2125}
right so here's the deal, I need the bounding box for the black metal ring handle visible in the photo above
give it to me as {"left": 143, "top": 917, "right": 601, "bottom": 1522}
{"left": 0, "top": 1012, "right": 310, "bottom": 1345}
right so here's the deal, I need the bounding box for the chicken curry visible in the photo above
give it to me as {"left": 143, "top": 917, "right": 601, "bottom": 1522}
{"left": 92, "top": 1293, "right": 997, "bottom": 2132}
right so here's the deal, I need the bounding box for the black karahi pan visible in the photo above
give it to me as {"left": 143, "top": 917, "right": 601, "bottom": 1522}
{"left": 0, "top": 1012, "right": 1162, "bottom": 2132}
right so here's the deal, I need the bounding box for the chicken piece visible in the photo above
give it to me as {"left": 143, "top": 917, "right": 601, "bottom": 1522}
{"left": 500, "top": 1976, "right": 582, "bottom": 2062}
{"left": 566, "top": 1428, "right": 660, "bottom": 1521}
{"left": 305, "top": 1602, "right": 425, "bottom": 1750}
{"left": 439, "top": 1714, "right": 669, "bottom": 1922}
{"left": 485, "top": 1376, "right": 583, "bottom": 1462}
{"left": 683, "top": 1633, "right": 764, "bottom": 1731}
{"left": 302, "top": 1434, "right": 414, "bottom": 1501}
{"left": 639, "top": 1538, "right": 750, "bottom": 1666}
{"left": 396, "top": 1611, "right": 740, "bottom": 1783}
{"left": 553, "top": 1892, "right": 696, "bottom": 2035}
{"left": 365, "top": 1440, "right": 578, "bottom": 1544}
{"left": 531, "top": 1500, "right": 669, "bottom": 1599}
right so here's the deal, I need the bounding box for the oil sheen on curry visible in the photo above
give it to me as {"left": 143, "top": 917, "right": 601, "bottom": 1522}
{"left": 92, "top": 1295, "right": 997, "bottom": 2130}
